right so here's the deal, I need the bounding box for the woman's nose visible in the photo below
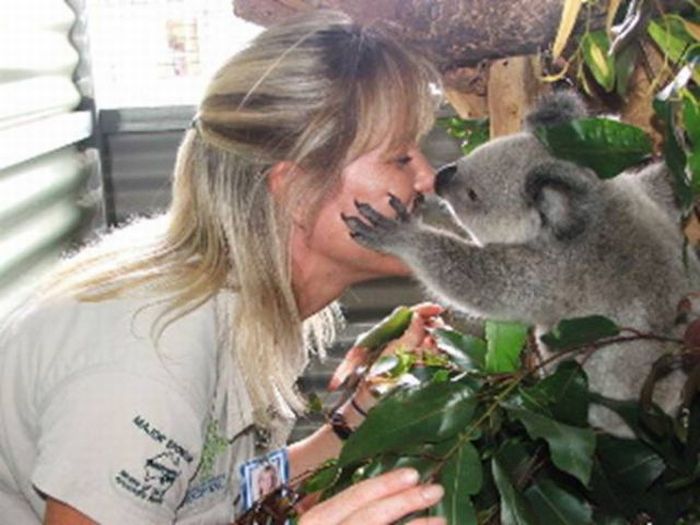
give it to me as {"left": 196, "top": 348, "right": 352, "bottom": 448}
{"left": 412, "top": 151, "right": 437, "bottom": 194}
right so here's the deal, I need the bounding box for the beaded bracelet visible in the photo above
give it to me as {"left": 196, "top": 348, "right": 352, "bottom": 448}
{"left": 350, "top": 397, "right": 368, "bottom": 417}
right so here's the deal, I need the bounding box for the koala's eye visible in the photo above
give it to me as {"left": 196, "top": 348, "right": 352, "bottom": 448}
{"left": 467, "top": 189, "right": 479, "bottom": 201}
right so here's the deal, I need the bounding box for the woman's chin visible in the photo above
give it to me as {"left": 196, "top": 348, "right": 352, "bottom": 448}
{"left": 368, "top": 256, "right": 412, "bottom": 279}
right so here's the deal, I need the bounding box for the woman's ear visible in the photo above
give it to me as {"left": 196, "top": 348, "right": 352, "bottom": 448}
{"left": 267, "top": 161, "right": 297, "bottom": 198}
{"left": 267, "top": 161, "right": 309, "bottom": 226}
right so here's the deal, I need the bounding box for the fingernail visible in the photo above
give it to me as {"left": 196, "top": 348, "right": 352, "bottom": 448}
{"left": 400, "top": 468, "right": 419, "bottom": 485}
{"left": 421, "top": 484, "right": 444, "bottom": 501}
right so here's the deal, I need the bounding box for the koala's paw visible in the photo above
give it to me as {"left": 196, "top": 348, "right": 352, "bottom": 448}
{"left": 341, "top": 193, "right": 414, "bottom": 253}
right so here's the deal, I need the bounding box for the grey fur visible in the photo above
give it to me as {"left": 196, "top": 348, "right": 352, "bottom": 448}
{"left": 345, "top": 92, "right": 700, "bottom": 434}
{"left": 524, "top": 90, "right": 589, "bottom": 130}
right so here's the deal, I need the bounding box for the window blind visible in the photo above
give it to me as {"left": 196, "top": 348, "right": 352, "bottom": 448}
{"left": 0, "top": 0, "right": 98, "bottom": 318}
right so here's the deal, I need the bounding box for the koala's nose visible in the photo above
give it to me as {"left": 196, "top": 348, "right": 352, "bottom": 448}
{"left": 435, "top": 163, "right": 457, "bottom": 195}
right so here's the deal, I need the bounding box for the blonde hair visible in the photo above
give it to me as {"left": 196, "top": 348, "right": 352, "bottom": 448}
{"left": 45, "top": 9, "right": 440, "bottom": 425}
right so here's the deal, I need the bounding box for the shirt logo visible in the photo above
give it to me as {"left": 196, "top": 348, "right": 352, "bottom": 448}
{"left": 114, "top": 415, "right": 193, "bottom": 505}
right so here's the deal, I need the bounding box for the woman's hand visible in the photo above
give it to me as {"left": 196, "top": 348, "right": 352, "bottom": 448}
{"left": 329, "top": 302, "right": 445, "bottom": 392}
{"left": 299, "top": 468, "right": 445, "bottom": 525}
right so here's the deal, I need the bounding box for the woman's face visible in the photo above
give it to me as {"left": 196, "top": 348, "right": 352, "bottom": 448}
{"left": 301, "top": 139, "right": 436, "bottom": 283}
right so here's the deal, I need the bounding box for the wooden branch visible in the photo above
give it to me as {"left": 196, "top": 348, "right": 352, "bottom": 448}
{"left": 487, "top": 55, "right": 547, "bottom": 137}
{"left": 442, "top": 65, "right": 488, "bottom": 119}
{"left": 233, "top": 0, "right": 683, "bottom": 70}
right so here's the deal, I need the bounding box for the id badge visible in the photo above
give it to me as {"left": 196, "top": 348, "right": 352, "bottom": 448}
{"left": 239, "top": 448, "right": 290, "bottom": 512}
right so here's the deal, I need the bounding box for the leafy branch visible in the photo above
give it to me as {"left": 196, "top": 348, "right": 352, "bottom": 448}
{"left": 294, "top": 311, "right": 700, "bottom": 525}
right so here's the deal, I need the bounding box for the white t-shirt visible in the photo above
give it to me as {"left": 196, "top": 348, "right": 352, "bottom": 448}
{"left": 0, "top": 291, "right": 267, "bottom": 524}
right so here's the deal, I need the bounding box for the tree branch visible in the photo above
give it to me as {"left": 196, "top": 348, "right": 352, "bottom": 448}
{"left": 233, "top": 0, "right": 685, "bottom": 70}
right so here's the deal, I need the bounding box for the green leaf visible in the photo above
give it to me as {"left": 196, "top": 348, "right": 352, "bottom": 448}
{"left": 435, "top": 442, "right": 482, "bottom": 524}
{"left": 368, "top": 355, "right": 401, "bottom": 377}
{"left": 684, "top": 93, "right": 700, "bottom": 192}
{"left": 588, "top": 394, "right": 683, "bottom": 469}
{"left": 485, "top": 321, "right": 528, "bottom": 373}
{"left": 654, "top": 84, "right": 693, "bottom": 210}
{"left": 586, "top": 412, "right": 700, "bottom": 522}
{"left": 432, "top": 369, "right": 451, "bottom": 383}
{"left": 431, "top": 499, "right": 477, "bottom": 525}
{"left": 647, "top": 15, "right": 700, "bottom": 84}
{"left": 582, "top": 31, "right": 616, "bottom": 92}
{"left": 587, "top": 455, "right": 633, "bottom": 517}
{"left": 648, "top": 17, "right": 700, "bottom": 85}
{"left": 361, "top": 439, "right": 460, "bottom": 486}
{"left": 402, "top": 436, "right": 460, "bottom": 458}
{"left": 504, "top": 405, "right": 596, "bottom": 485}
{"left": 448, "top": 116, "right": 470, "bottom": 130}
{"left": 540, "top": 315, "right": 620, "bottom": 350}
{"left": 422, "top": 351, "right": 451, "bottom": 368}
{"left": 307, "top": 392, "right": 324, "bottom": 413}
{"left": 491, "top": 439, "right": 541, "bottom": 496}
{"left": 682, "top": 388, "right": 700, "bottom": 470}
{"left": 391, "top": 349, "right": 418, "bottom": 377}
{"left": 492, "top": 458, "right": 538, "bottom": 525}
{"left": 411, "top": 365, "right": 447, "bottom": 383}
{"left": 354, "top": 306, "right": 413, "bottom": 350}
{"left": 522, "top": 360, "right": 590, "bottom": 427}
{"left": 438, "top": 116, "right": 490, "bottom": 155}
{"left": 380, "top": 454, "right": 437, "bottom": 482}
{"left": 534, "top": 118, "right": 653, "bottom": 179}
{"left": 614, "top": 44, "right": 639, "bottom": 99}
{"left": 319, "top": 462, "right": 358, "bottom": 501}
{"left": 689, "top": 152, "right": 700, "bottom": 193}
{"left": 596, "top": 435, "right": 665, "bottom": 493}
{"left": 683, "top": 93, "right": 700, "bottom": 147}
{"left": 302, "top": 461, "right": 339, "bottom": 493}
{"left": 460, "top": 119, "right": 490, "bottom": 155}
{"left": 433, "top": 328, "right": 487, "bottom": 370}
{"left": 525, "top": 478, "right": 593, "bottom": 525}
{"left": 441, "top": 441, "right": 483, "bottom": 494}
{"left": 339, "top": 380, "right": 477, "bottom": 467}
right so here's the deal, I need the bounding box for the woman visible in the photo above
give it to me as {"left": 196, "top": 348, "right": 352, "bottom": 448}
{"left": 0, "top": 9, "right": 446, "bottom": 525}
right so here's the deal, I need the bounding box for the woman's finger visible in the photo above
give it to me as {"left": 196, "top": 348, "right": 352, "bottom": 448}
{"left": 383, "top": 311, "right": 430, "bottom": 352}
{"left": 328, "top": 346, "right": 367, "bottom": 390}
{"left": 329, "top": 303, "right": 446, "bottom": 391}
{"left": 338, "top": 483, "right": 444, "bottom": 525}
{"left": 300, "top": 468, "right": 421, "bottom": 524}
{"left": 411, "top": 302, "right": 444, "bottom": 318}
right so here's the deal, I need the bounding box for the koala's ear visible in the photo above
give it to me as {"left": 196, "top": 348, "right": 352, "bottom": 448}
{"left": 525, "top": 162, "right": 596, "bottom": 240}
{"left": 524, "top": 91, "right": 588, "bottom": 131}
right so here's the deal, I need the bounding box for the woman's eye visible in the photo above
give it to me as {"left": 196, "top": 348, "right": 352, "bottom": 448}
{"left": 395, "top": 155, "right": 413, "bottom": 167}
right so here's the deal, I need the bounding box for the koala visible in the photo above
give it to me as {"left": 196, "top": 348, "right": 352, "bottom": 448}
{"left": 343, "top": 91, "right": 700, "bottom": 435}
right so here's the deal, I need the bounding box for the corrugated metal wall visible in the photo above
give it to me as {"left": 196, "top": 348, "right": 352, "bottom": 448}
{"left": 0, "top": 0, "right": 101, "bottom": 317}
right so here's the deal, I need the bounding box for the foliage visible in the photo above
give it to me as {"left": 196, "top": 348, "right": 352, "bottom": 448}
{"left": 549, "top": 1, "right": 700, "bottom": 216}
{"left": 436, "top": 116, "right": 490, "bottom": 156}
{"left": 533, "top": 117, "right": 653, "bottom": 179}
{"left": 300, "top": 316, "right": 700, "bottom": 524}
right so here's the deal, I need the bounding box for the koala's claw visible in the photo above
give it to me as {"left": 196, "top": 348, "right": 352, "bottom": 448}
{"left": 341, "top": 197, "right": 415, "bottom": 252}
{"left": 341, "top": 212, "right": 373, "bottom": 237}
{"left": 387, "top": 193, "right": 410, "bottom": 221}
{"left": 353, "top": 200, "right": 394, "bottom": 228}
